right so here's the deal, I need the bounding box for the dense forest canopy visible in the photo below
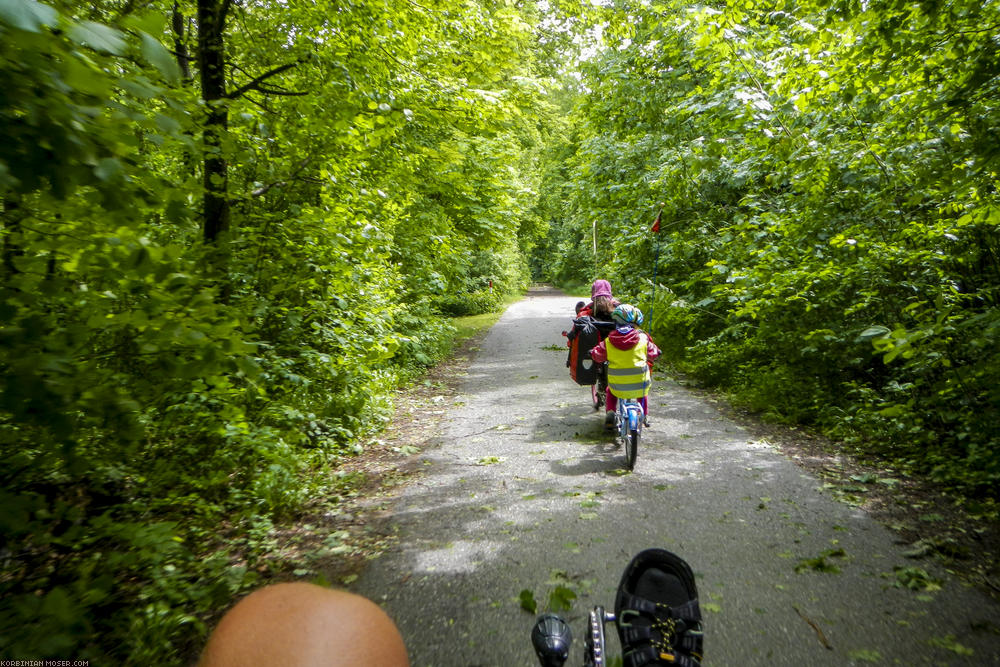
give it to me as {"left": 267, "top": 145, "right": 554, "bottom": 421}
{"left": 536, "top": 0, "right": 1000, "bottom": 497}
{"left": 1, "top": 0, "right": 997, "bottom": 661}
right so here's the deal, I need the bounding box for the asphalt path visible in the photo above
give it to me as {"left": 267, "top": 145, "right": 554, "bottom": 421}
{"left": 352, "top": 286, "right": 1000, "bottom": 666}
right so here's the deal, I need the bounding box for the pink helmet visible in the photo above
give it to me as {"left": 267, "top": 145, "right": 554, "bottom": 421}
{"left": 591, "top": 279, "right": 613, "bottom": 299}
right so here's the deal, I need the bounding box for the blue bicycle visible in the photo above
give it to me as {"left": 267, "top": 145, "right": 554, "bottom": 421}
{"left": 615, "top": 397, "right": 643, "bottom": 470}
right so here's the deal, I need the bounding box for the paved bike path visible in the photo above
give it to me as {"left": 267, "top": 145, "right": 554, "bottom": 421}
{"left": 351, "top": 287, "right": 1000, "bottom": 666}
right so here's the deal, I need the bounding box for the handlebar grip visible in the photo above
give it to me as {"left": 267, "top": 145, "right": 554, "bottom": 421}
{"left": 531, "top": 613, "right": 572, "bottom": 667}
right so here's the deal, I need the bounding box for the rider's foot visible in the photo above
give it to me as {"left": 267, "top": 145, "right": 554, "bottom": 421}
{"left": 615, "top": 549, "right": 703, "bottom": 667}
{"left": 604, "top": 411, "right": 615, "bottom": 430}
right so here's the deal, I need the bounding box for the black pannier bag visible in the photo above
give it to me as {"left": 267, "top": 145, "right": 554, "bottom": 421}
{"left": 566, "top": 316, "right": 615, "bottom": 385}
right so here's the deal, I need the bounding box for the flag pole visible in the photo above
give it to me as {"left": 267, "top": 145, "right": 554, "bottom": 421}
{"left": 592, "top": 219, "right": 598, "bottom": 274}
{"left": 648, "top": 203, "right": 664, "bottom": 326}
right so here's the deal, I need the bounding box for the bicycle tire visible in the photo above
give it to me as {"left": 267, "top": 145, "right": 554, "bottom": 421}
{"left": 591, "top": 383, "right": 601, "bottom": 410}
{"left": 625, "top": 427, "right": 638, "bottom": 470}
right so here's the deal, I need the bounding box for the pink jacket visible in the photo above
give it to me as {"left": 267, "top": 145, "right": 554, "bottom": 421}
{"left": 590, "top": 327, "right": 660, "bottom": 366}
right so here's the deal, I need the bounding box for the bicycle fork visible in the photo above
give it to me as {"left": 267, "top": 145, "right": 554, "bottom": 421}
{"left": 617, "top": 400, "right": 641, "bottom": 437}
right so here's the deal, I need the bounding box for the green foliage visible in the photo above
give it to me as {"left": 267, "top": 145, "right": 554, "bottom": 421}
{"left": 548, "top": 585, "right": 577, "bottom": 613}
{"left": 519, "top": 588, "right": 538, "bottom": 614}
{"left": 518, "top": 572, "right": 580, "bottom": 615}
{"left": 540, "top": 0, "right": 1000, "bottom": 497}
{"left": 795, "top": 548, "right": 848, "bottom": 574}
{"left": 927, "top": 635, "right": 974, "bottom": 657}
{"left": 8, "top": 0, "right": 999, "bottom": 659}
{"left": 0, "top": 0, "right": 567, "bottom": 660}
{"left": 437, "top": 289, "right": 502, "bottom": 317}
{"left": 847, "top": 649, "right": 883, "bottom": 663}
{"left": 892, "top": 566, "right": 942, "bottom": 592}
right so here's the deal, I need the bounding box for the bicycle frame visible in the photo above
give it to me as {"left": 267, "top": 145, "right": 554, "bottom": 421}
{"left": 616, "top": 399, "right": 642, "bottom": 438}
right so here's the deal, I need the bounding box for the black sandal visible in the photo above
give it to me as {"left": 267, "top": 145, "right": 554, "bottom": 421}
{"left": 614, "top": 549, "right": 703, "bottom": 667}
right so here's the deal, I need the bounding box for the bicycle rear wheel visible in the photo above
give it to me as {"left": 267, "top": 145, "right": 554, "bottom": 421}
{"left": 592, "top": 366, "right": 607, "bottom": 410}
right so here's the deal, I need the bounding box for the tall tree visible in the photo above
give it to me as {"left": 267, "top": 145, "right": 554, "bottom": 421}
{"left": 197, "top": 0, "right": 230, "bottom": 244}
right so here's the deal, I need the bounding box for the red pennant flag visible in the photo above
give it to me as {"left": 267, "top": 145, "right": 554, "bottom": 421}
{"left": 650, "top": 209, "right": 661, "bottom": 233}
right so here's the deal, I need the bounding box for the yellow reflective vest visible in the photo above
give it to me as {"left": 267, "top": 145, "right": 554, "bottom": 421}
{"left": 606, "top": 333, "right": 651, "bottom": 399}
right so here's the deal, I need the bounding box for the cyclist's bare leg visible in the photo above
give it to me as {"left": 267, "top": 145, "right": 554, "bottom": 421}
{"left": 198, "top": 582, "right": 409, "bottom": 667}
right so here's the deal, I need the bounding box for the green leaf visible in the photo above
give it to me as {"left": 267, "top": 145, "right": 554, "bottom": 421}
{"left": 795, "top": 548, "right": 847, "bottom": 574}
{"left": 94, "top": 158, "right": 123, "bottom": 182}
{"left": 519, "top": 589, "right": 537, "bottom": 614}
{"left": 68, "top": 20, "right": 126, "bottom": 54}
{"left": 857, "top": 326, "right": 890, "bottom": 341}
{"left": 927, "top": 635, "right": 973, "bottom": 656}
{"left": 122, "top": 10, "right": 167, "bottom": 36}
{"left": 139, "top": 31, "right": 181, "bottom": 84}
{"left": 548, "top": 585, "right": 576, "bottom": 612}
{"left": 0, "top": 0, "right": 57, "bottom": 32}
{"left": 893, "top": 567, "right": 941, "bottom": 592}
{"left": 154, "top": 113, "right": 182, "bottom": 135}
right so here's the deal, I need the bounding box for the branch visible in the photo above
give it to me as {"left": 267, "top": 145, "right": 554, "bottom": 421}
{"left": 226, "top": 61, "right": 301, "bottom": 99}
{"left": 793, "top": 606, "right": 833, "bottom": 650}
{"left": 404, "top": 0, "right": 432, "bottom": 11}
{"left": 374, "top": 42, "right": 446, "bottom": 89}
{"left": 243, "top": 94, "right": 276, "bottom": 114}
{"left": 726, "top": 41, "right": 796, "bottom": 143}
{"left": 846, "top": 105, "right": 892, "bottom": 185}
{"left": 249, "top": 156, "right": 313, "bottom": 197}
{"left": 932, "top": 22, "right": 1000, "bottom": 48}
{"left": 254, "top": 85, "right": 308, "bottom": 97}
{"left": 18, "top": 224, "right": 90, "bottom": 243}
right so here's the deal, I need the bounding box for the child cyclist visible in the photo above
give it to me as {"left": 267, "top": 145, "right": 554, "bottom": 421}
{"left": 589, "top": 304, "right": 660, "bottom": 428}
{"left": 576, "top": 279, "right": 620, "bottom": 320}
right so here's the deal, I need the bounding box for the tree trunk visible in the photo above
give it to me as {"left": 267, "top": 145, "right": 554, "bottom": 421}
{"left": 197, "top": 0, "right": 230, "bottom": 245}
{"left": 2, "top": 197, "right": 22, "bottom": 279}
{"left": 172, "top": 1, "right": 193, "bottom": 82}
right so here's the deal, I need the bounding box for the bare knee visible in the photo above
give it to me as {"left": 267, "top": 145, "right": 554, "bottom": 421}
{"left": 199, "top": 582, "right": 409, "bottom": 667}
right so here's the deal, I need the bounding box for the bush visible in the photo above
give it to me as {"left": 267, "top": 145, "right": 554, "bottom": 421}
{"left": 436, "top": 289, "right": 504, "bottom": 316}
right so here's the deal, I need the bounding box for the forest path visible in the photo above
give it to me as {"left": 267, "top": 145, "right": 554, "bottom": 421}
{"left": 350, "top": 286, "right": 1000, "bottom": 666}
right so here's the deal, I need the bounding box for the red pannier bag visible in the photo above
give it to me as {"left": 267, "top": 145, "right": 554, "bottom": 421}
{"left": 566, "top": 316, "right": 613, "bottom": 385}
